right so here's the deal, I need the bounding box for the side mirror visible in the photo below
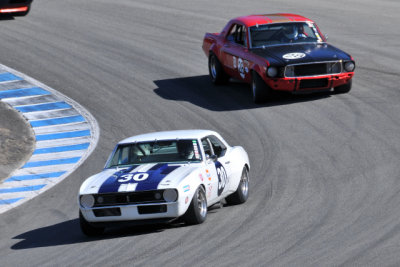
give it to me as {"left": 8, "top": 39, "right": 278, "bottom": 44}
{"left": 206, "top": 154, "right": 218, "bottom": 162}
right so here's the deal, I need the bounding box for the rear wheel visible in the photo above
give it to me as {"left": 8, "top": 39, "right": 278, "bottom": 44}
{"left": 252, "top": 72, "right": 272, "bottom": 103}
{"left": 334, "top": 80, "right": 352, "bottom": 94}
{"left": 208, "top": 53, "right": 229, "bottom": 85}
{"left": 226, "top": 167, "right": 249, "bottom": 205}
{"left": 184, "top": 186, "right": 207, "bottom": 225}
{"left": 79, "top": 211, "right": 105, "bottom": 236}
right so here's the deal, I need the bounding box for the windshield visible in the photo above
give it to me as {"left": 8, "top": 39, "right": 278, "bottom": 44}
{"left": 106, "top": 139, "right": 202, "bottom": 167}
{"left": 250, "top": 22, "right": 323, "bottom": 48}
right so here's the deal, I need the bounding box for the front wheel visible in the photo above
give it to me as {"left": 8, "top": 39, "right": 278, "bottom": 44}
{"left": 251, "top": 72, "right": 272, "bottom": 103}
{"left": 79, "top": 211, "right": 105, "bottom": 236}
{"left": 183, "top": 186, "right": 207, "bottom": 225}
{"left": 334, "top": 80, "right": 352, "bottom": 94}
{"left": 208, "top": 53, "right": 229, "bottom": 85}
{"left": 226, "top": 167, "right": 249, "bottom": 205}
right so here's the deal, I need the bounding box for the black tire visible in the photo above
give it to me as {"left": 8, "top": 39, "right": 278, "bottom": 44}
{"left": 251, "top": 71, "right": 272, "bottom": 103}
{"left": 226, "top": 167, "right": 249, "bottom": 205}
{"left": 208, "top": 53, "right": 229, "bottom": 85}
{"left": 79, "top": 211, "right": 105, "bottom": 236}
{"left": 334, "top": 80, "right": 352, "bottom": 94}
{"left": 183, "top": 186, "right": 207, "bottom": 225}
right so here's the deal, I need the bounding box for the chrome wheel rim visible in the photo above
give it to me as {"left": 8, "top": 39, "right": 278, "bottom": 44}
{"left": 197, "top": 189, "right": 207, "bottom": 218}
{"left": 210, "top": 57, "right": 217, "bottom": 79}
{"left": 240, "top": 170, "right": 249, "bottom": 197}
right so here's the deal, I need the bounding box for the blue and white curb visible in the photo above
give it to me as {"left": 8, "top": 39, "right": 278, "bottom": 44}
{"left": 0, "top": 64, "right": 99, "bottom": 214}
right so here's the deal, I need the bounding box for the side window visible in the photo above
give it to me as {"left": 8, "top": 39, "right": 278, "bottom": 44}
{"left": 227, "top": 24, "right": 238, "bottom": 43}
{"left": 208, "top": 136, "right": 227, "bottom": 157}
{"left": 227, "top": 24, "right": 247, "bottom": 46}
{"left": 201, "top": 138, "right": 213, "bottom": 158}
{"left": 237, "top": 25, "right": 247, "bottom": 46}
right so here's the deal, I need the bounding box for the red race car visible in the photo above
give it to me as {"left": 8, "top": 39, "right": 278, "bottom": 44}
{"left": 202, "top": 14, "right": 355, "bottom": 103}
{"left": 0, "top": 0, "right": 32, "bottom": 16}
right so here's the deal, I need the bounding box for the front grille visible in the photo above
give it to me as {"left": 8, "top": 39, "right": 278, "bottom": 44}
{"left": 138, "top": 205, "right": 167, "bottom": 214}
{"left": 93, "top": 208, "right": 121, "bottom": 217}
{"left": 93, "top": 190, "right": 166, "bottom": 207}
{"left": 299, "top": 79, "right": 328, "bottom": 89}
{"left": 285, "top": 61, "right": 342, "bottom": 77}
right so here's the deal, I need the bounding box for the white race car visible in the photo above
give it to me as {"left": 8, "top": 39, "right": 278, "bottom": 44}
{"left": 78, "top": 130, "right": 250, "bottom": 235}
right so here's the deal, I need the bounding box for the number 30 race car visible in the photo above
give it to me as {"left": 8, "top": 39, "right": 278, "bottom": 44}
{"left": 0, "top": 0, "right": 32, "bottom": 16}
{"left": 202, "top": 14, "right": 356, "bottom": 103}
{"left": 78, "top": 130, "right": 250, "bottom": 235}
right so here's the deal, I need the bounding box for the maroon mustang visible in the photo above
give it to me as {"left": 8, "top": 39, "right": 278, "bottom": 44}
{"left": 202, "top": 14, "right": 355, "bottom": 103}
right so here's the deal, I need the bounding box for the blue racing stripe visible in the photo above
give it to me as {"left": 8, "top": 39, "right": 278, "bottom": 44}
{"left": 33, "top": 143, "right": 90, "bottom": 154}
{"left": 0, "top": 184, "right": 46, "bottom": 194}
{"left": 15, "top": 101, "right": 71, "bottom": 113}
{"left": 30, "top": 115, "right": 85, "bottom": 127}
{"left": 98, "top": 164, "right": 180, "bottom": 193}
{"left": 0, "top": 87, "right": 50, "bottom": 99}
{"left": 0, "top": 197, "right": 24, "bottom": 205}
{"left": 5, "top": 171, "right": 67, "bottom": 182}
{"left": 0, "top": 72, "right": 22, "bottom": 82}
{"left": 23, "top": 157, "right": 81, "bottom": 168}
{"left": 36, "top": 130, "right": 91, "bottom": 141}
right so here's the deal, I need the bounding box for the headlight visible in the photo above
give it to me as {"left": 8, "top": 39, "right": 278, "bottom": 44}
{"left": 80, "top": 195, "right": 95, "bottom": 208}
{"left": 163, "top": 189, "right": 178, "bottom": 202}
{"left": 267, "top": 66, "right": 278, "bottom": 77}
{"left": 344, "top": 61, "right": 355, "bottom": 72}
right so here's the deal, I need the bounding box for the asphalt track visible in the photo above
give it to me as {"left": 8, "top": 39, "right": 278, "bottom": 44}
{"left": 1, "top": 0, "right": 400, "bottom": 266}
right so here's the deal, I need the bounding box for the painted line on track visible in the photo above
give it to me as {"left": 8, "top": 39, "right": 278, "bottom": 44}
{"left": 0, "top": 64, "right": 99, "bottom": 214}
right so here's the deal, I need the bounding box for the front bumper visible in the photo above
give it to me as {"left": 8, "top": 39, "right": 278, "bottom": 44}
{"left": 263, "top": 72, "right": 354, "bottom": 92}
{"left": 80, "top": 201, "right": 182, "bottom": 223}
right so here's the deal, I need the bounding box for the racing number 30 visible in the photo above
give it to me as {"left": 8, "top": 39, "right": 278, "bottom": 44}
{"left": 216, "top": 165, "right": 228, "bottom": 196}
{"left": 118, "top": 173, "right": 149, "bottom": 183}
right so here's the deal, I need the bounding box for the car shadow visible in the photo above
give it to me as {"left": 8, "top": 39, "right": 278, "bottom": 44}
{"left": 153, "top": 75, "right": 332, "bottom": 111}
{"left": 11, "top": 218, "right": 186, "bottom": 250}
{"left": 0, "top": 15, "right": 15, "bottom": 21}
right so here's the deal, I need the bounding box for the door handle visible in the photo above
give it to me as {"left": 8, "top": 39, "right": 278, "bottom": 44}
{"left": 225, "top": 161, "right": 230, "bottom": 164}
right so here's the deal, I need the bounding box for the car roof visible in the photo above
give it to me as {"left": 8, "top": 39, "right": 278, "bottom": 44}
{"left": 233, "top": 13, "right": 313, "bottom": 28}
{"left": 119, "top": 129, "right": 219, "bottom": 144}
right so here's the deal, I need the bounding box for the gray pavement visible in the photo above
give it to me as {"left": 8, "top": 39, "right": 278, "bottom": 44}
{"left": 1, "top": 0, "right": 400, "bottom": 266}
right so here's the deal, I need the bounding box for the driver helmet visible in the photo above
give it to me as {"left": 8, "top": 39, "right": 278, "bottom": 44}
{"left": 283, "top": 25, "right": 298, "bottom": 40}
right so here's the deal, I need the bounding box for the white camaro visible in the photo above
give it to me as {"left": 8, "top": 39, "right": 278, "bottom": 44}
{"left": 78, "top": 129, "right": 250, "bottom": 235}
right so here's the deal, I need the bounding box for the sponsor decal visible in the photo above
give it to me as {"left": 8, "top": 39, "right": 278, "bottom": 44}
{"left": 192, "top": 140, "right": 200, "bottom": 159}
{"left": 207, "top": 185, "right": 212, "bottom": 198}
{"left": 233, "top": 56, "right": 237, "bottom": 68}
{"left": 282, "top": 52, "right": 306, "bottom": 60}
{"left": 199, "top": 173, "right": 204, "bottom": 182}
{"left": 185, "top": 196, "right": 189, "bottom": 204}
{"left": 206, "top": 169, "right": 211, "bottom": 181}
{"left": 183, "top": 185, "right": 190, "bottom": 192}
{"left": 98, "top": 164, "right": 179, "bottom": 193}
{"left": 215, "top": 161, "right": 228, "bottom": 196}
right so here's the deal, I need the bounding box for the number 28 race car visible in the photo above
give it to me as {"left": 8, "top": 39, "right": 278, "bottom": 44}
{"left": 202, "top": 13, "right": 356, "bottom": 103}
{"left": 0, "top": 0, "right": 32, "bottom": 16}
{"left": 78, "top": 130, "right": 250, "bottom": 235}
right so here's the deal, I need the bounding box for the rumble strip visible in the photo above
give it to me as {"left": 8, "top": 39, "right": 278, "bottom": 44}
{"left": 0, "top": 64, "right": 99, "bottom": 214}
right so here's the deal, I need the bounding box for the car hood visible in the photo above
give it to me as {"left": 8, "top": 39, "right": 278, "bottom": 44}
{"left": 251, "top": 43, "right": 352, "bottom": 65}
{"left": 80, "top": 163, "right": 200, "bottom": 194}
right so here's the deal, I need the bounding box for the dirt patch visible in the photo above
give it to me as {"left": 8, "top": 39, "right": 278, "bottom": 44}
{"left": 0, "top": 101, "right": 35, "bottom": 181}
